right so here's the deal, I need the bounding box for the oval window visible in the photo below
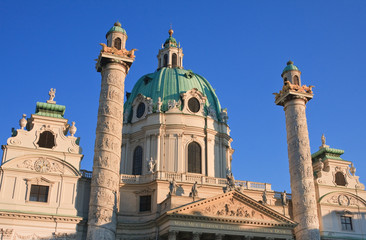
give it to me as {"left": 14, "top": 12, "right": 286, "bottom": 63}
{"left": 188, "top": 98, "right": 200, "bottom": 113}
{"left": 136, "top": 102, "right": 146, "bottom": 118}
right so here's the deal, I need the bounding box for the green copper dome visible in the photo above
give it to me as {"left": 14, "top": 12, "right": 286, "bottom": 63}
{"left": 106, "top": 21, "right": 127, "bottom": 37}
{"left": 282, "top": 60, "right": 299, "bottom": 74}
{"left": 164, "top": 36, "right": 177, "bottom": 47}
{"left": 124, "top": 68, "right": 222, "bottom": 122}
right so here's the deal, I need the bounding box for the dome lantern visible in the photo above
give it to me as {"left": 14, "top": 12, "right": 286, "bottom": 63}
{"left": 157, "top": 28, "right": 184, "bottom": 69}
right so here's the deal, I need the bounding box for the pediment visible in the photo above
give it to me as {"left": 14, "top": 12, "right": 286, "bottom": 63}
{"left": 2, "top": 155, "right": 80, "bottom": 176}
{"left": 168, "top": 191, "right": 296, "bottom": 226}
{"left": 319, "top": 191, "right": 366, "bottom": 208}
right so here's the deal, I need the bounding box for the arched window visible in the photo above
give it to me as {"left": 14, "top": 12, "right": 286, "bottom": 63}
{"left": 132, "top": 146, "right": 143, "bottom": 175}
{"left": 335, "top": 172, "right": 346, "bottom": 186}
{"left": 188, "top": 142, "right": 201, "bottom": 173}
{"left": 114, "top": 38, "right": 122, "bottom": 50}
{"left": 294, "top": 75, "right": 300, "bottom": 85}
{"left": 172, "top": 53, "right": 177, "bottom": 67}
{"left": 163, "top": 54, "right": 168, "bottom": 67}
{"left": 37, "top": 131, "right": 55, "bottom": 149}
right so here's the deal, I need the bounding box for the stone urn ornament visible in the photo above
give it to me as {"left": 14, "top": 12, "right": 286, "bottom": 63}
{"left": 69, "top": 121, "right": 77, "bottom": 136}
{"left": 19, "top": 114, "right": 27, "bottom": 130}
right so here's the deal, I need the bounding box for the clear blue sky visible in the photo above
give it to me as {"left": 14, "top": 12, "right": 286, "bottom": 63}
{"left": 1, "top": 1, "right": 365, "bottom": 192}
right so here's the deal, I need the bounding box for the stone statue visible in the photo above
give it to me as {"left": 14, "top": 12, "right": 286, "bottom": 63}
{"left": 207, "top": 105, "right": 217, "bottom": 119}
{"left": 146, "top": 157, "right": 156, "bottom": 173}
{"left": 318, "top": 158, "right": 324, "bottom": 172}
{"left": 169, "top": 178, "right": 178, "bottom": 195}
{"left": 262, "top": 190, "right": 268, "bottom": 205}
{"left": 281, "top": 190, "right": 287, "bottom": 206}
{"left": 147, "top": 98, "right": 153, "bottom": 114}
{"left": 190, "top": 181, "right": 199, "bottom": 199}
{"left": 226, "top": 168, "right": 236, "bottom": 191}
{"left": 167, "top": 99, "right": 181, "bottom": 110}
{"left": 157, "top": 97, "right": 162, "bottom": 113}
{"left": 320, "top": 133, "right": 329, "bottom": 149}
{"left": 47, "top": 88, "right": 56, "bottom": 103}
{"left": 220, "top": 108, "right": 228, "bottom": 123}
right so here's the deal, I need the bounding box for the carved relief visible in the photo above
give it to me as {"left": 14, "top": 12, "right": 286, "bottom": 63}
{"left": 94, "top": 154, "right": 119, "bottom": 169}
{"left": 185, "top": 197, "right": 271, "bottom": 220}
{"left": 167, "top": 99, "right": 181, "bottom": 111}
{"left": 8, "top": 138, "right": 21, "bottom": 146}
{"left": 324, "top": 192, "right": 366, "bottom": 207}
{"left": 97, "top": 137, "right": 119, "bottom": 151}
{"left": 94, "top": 188, "right": 115, "bottom": 207}
{"left": 90, "top": 206, "right": 114, "bottom": 225}
{"left": 98, "top": 104, "right": 123, "bottom": 119}
{"left": 92, "top": 171, "right": 118, "bottom": 190}
{"left": 17, "top": 158, "right": 64, "bottom": 174}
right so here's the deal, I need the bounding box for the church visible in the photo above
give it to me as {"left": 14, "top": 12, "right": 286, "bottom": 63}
{"left": 0, "top": 22, "right": 365, "bottom": 240}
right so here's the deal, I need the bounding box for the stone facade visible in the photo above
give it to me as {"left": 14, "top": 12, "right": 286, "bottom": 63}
{"left": 0, "top": 23, "right": 365, "bottom": 240}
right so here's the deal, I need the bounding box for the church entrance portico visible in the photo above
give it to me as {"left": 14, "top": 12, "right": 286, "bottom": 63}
{"left": 156, "top": 191, "right": 295, "bottom": 240}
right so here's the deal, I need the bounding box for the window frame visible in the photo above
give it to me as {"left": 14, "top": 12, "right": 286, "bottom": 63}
{"left": 29, "top": 185, "right": 49, "bottom": 202}
{"left": 25, "top": 177, "right": 54, "bottom": 204}
{"left": 187, "top": 141, "right": 202, "bottom": 174}
{"left": 139, "top": 195, "right": 152, "bottom": 212}
{"left": 341, "top": 215, "right": 353, "bottom": 231}
{"left": 37, "top": 130, "right": 56, "bottom": 149}
{"left": 132, "top": 146, "right": 143, "bottom": 175}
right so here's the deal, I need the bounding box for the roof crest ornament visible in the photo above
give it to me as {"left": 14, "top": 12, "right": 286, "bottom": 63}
{"left": 47, "top": 88, "right": 56, "bottom": 104}
{"left": 319, "top": 133, "right": 329, "bottom": 149}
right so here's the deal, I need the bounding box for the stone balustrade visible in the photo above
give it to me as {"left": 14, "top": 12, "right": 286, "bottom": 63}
{"left": 119, "top": 171, "right": 272, "bottom": 191}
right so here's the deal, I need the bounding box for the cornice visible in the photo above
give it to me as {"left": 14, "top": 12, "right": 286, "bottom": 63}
{"left": 0, "top": 210, "right": 83, "bottom": 223}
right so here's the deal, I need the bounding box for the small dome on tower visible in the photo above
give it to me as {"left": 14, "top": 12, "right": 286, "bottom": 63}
{"left": 106, "top": 21, "right": 127, "bottom": 37}
{"left": 164, "top": 28, "right": 177, "bottom": 48}
{"left": 282, "top": 60, "right": 299, "bottom": 74}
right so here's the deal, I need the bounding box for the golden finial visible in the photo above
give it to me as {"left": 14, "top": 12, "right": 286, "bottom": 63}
{"left": 169, "top": 23, "right": 173, "bottom": 36}
{"left": 287, "top": 60, "right": 294, "bottom": 65}
{"left": 114, "top": 21, "right": 121, "bottom": 27}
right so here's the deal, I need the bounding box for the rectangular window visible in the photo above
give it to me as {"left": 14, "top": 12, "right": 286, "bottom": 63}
{"left": 341, "top": 216, "right": 353, "bottom": 231}
{"left": 139, "top": 195, "right": 151, "bottom": 212}
{"left": 29, "top": 185, "right": 49, "bottom": 202}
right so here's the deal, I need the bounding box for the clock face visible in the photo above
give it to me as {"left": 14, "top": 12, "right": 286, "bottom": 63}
{"left": 34, "top": 158, "right": 51, "bottom": 173}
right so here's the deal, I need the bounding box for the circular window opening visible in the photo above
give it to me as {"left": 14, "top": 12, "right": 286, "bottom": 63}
{"left": 188, "top": 98, "right": 200, "bottom": 113}
{"left": 136, "top": 102, "right": 146, "bottom": 118}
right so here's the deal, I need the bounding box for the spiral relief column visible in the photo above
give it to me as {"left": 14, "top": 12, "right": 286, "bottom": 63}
{"left": 87, "top": 22, "right": 135, "bottom": 240}
{"left": 274, "top": 61, "right": 320, "bottom": 240}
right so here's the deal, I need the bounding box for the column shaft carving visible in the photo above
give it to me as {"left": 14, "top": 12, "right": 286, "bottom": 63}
{"left": 284, "top": 98, "right": 320, "bottom": 240}
{"left": 87, "top": 63, "right": 129, "bottom": 239}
